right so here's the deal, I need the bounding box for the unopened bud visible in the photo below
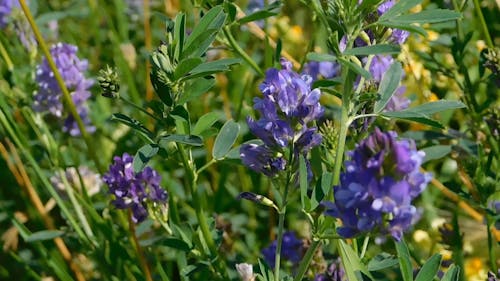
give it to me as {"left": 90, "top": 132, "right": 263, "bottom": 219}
{"left": 98, "top": 65, "right": 120, "bottom": 99}
{"left": 237, "top": 192, "right": 278, "bottom": 210}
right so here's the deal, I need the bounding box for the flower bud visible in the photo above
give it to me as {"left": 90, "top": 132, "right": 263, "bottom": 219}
{"left": 237, "top": 192, "right": 278, "bottom": 210}
{"left": 98, "top": 65, "right": 120, "bottom": 99}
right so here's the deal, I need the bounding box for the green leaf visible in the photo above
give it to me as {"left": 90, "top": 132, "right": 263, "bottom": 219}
{"left": 391, "top": 9, "right": 461, "bottom": 24}
{"left": 178, "top": 77, "right": 216, "bottom": 104}
{"left": 133, "top": 144, "right": 160, "bottom": 173}
{"left": 173, "top": 12, "right": 186, "bottom": 61}
{"left": 25, "top": 230, "right": 64, "bottom": 242}
{"left": 338, "top": 57, "right": 372, "bottom": 79}
{"left": 171, "top": 105, "right": 190, "bottom": 134}
{"left": 309, "top": 172, "right": 333, "bottom": 211}
{"left": 395, "top": 239, "right": 413, "bottom": 281}
{"left": 306, "top": 52, "right": 337, "bottom": 62}
{"left": 421, "top": 145, "right": 452, "bottom": 163}
{"left": 343, "top": 44, "right": 401, "bottom": 56}
{"left": 406, "top": 100, "right": 466, "bottom": 115}
{"left": 374, "top": 61, "right": 403, "bottom": 113}
{"left": 381, "top": 110, "right": 444, "bottom": 128}
{"left": 110, "top": 113, "right": 154, "bottom": 140}
{"left": 182, "top": 6, "right": 226, "bottom": 59}
{"left": 213, "top": 120, "right": 240, "bottom": 159}
{"left": 368, "top": 253, "right": 399, "bottom": 271}
{"left": 181, "top": 58, "right": 241, "bottom": 81}
{"left": 174, "top": 57, "right": 203, "bottom": 80}
{"left": 224, "top": 2, "right": 237, "bottom": 22}
{"left": 159, "top": 134, "right": 203, "bottom": 147}
{"left": 415, "top": 254, "right": 442, "bottom": 281}
{"left": 380, "top": 100, "right": 465, "bottom": 129}
{"left": 161, "top": 237, "right": 192, "bottom": 252}
{"left": 377, "top": 20, "right": 427, "bottom": 36}
{"left": 339, "top": 240, "right": 374, "bottom": 280}
{"left": 193, "top": 111, "right": 222, "bottom": 135}
{"left": 441, "top": 264, "right": 460, "bottom": 281}
{"left": 238, "top": 10, "right": 278, "bottom": 24}
{"left": 299, "top": 155, "right": 311, "bottom": 211}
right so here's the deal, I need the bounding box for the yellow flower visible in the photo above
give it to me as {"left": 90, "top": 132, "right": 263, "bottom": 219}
{"left": 464, "top": 258, "right": 488, "bottom": 281}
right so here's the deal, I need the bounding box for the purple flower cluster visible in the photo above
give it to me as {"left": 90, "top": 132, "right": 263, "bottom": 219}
{"left": 314, "top": 259, "right": 346, "bottom": 281}
{"left": 34, "top": 43, "right": 95, "bottom": 136}
{"left": 0, "top": 0, "right": 17, "bottom": 28}
{"left": 325, "top": 128, "right": 431, "bottom": 241}
{"left": 261, "top": 231, "right": 304, "bottom": 268}
{"left": 240, "top": 58, "right": 323, "bottom": 177}
{"left": 302, "top": 61, "right": 340, "bottom": 82}
{"left": 102, "top": 153, "right": 168, "bottom": 223}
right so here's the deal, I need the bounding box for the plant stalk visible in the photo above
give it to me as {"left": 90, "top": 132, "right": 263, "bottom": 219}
{"left": 177, "top": 144, "right": 229, "bottom": 279}
{"left": 293, "top": 239, "right": 322, "bottom": 281}
{"left": 0, "top": 39, "right": 14, "bottom": 71}
{"left": 223, "top": 26, "right": 264, "bottom": 77}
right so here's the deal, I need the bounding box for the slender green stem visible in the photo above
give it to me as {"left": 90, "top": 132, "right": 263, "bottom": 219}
{"left": 128, "top": 211, "right": 154, "bottom": 281}
{"left": 223, "top": 26, "right": 264, "bottom": 77}
{"left": 119, "top": 96, "right": 162, "bottom": 122}
{"left": 486, "top": 216, "right": 497, "bottom": 273}
{"left": 273, "top": 147, "right": 295, "bottom": 281}
{"left": 177, "top": 144, "right": 228, "bottom": 279}
{"left": 360, "top": 236, "right": 370, "bottom": 259}
{"left": 293, "top": 239, "right": 322, "bottom": 281}
{"left": 274, "top": 208, "right": 286, "bottom": 281}
{"left": 472, "top": 0, "right": 493, "bottom": 48}
{"left": 350, "top": 113, "right": 378, "bottom": 123}
{"left": 196, "top": 158, "right": 217, "bottom": 175}
{"left": 19, "top": 0, "right": 105, "bottom": 174}
{"left": 0, "top": 40, "right": 14, "bottom": 71}
{"left": 332, "top": 52, "right": 355, "bottom": 189}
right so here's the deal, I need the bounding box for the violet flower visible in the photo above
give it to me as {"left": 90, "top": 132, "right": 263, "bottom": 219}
{"left": 102, "top": 153, "right": 168, "bottom": 223}
{"left": 240, "top": 58, "right": 323, "bottom": 177}
{"left": 324, "top": 128, "right": 431, "bottom": 241}
{"left": 314, "top": 258, "right": 346, "bottom": 281}
{"left": 34, "top": 43, "right": 95, "bottom": 136}
{"left": 302, "top": 61, "right": 340, "bottom": 81}
{"left": 0, "top": 0, "right": 17, "bottom": 28}
{"left": 261, "top": 231, "right": 304, "bottom": 268}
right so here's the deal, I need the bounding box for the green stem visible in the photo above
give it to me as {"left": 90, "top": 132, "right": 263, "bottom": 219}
{"left": 472, "top": 0, "right": 493, "bottom": 48}
{"left": 293, "top": 239, "right": 321, "bottom": 281}
{"left": 19, "top": 0, "right": 105, "bottom": 174}
{"left": 486, "top": 216, "right": 497, "bottom": 273}
{"left": 360, "top": 236, "right": 370, "bottom": 259}
{"left": 196, "top": 158, "right": 217, "bottom": 175}
{"left": 274, "top": 151, "right": 294, "bottom": 281}
{"left": 128, "top": 211, "right": 154, "bottom": 281}
{"left": 332, "top": 46, "right": 356, "bottom": 189}
{"left": 223, "top": 26, "right": 264, "bottom": 77}
{"left": 119, "top": 96, "right": 162, "bottom": 122}
{"left": 0, "top": 39, "right": 14, "bottom": 71}
{"left": 177, "top": 144, "right": 228, "bottom": 279}
{"left": 274, "top": 208, "right": 286, "bottom": 281}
